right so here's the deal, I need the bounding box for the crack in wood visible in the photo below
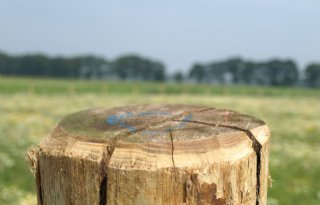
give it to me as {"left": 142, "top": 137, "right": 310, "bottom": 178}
{"left": 99, "top": 146, "right": 111, "bottom": 205}
{"left": 173, "top": 119, "right": 263, "bottom": 205}
{"left": 99, "top": 176, "right": 107, "bottom": 205}
{"left": 168, "top": 128, "right": 178, "bottom": 182}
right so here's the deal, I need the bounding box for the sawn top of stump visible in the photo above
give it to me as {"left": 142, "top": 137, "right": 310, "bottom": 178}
{"left": 51, "top": 105, "right": 266, "bottom": 145}
{"left": 42, "top": 104, "right": 270, "bottom": 169}
{"left": 54, "top": 105, "right": 263, "bottom": 142}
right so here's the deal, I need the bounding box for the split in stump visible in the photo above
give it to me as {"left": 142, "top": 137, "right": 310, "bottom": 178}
{"left": 27, "top": 104, "right": 270, "bottom": 205}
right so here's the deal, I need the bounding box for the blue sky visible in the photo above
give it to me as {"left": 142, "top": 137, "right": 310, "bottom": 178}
{"left": 0, "top": 0, "right": 319, "bottom": 72}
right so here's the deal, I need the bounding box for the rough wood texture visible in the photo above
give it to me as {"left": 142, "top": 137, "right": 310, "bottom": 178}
{"left": 27, "top": 104, "right": 270, "bottom": 205}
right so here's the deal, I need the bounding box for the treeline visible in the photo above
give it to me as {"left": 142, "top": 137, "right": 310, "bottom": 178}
{"left": 187, "top": 58, "right": 320, "bottom": 87}
{"left": 0, "top": 52, "right": 165, "bottom": 81}
{"left": 0, "top": 51, "right": 320, "bottom": 87}
{"left": 189, "top": 59, "right": 299, "bottom": 86}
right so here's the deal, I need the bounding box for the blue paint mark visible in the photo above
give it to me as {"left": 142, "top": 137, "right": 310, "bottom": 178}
{"left": 107, "top": 115, "right": 117, "bottom": 125}
{"left": 105, "top": 111, "right": 193, "bottom": 136}
{"left": 106, "top": 112, "right": 137, "bottom": 132}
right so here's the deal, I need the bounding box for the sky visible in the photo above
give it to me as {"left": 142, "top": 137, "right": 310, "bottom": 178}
{"left": 0, "top": 0, "right": 319, "bottom": 73}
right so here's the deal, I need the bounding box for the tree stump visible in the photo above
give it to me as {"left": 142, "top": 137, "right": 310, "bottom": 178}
{"left": 27, "top": 105, "right": 270, "bottom": 205}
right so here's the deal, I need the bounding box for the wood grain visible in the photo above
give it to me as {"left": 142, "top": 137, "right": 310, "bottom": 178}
{"left": 28, "top": 104, "right": 270, "bottom": 205}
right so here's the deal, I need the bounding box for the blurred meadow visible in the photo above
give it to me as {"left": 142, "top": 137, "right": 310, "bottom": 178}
{"left": 0, "top": 77, "right": 319, "bottom": 205}
{"left": 1, "top": 1, "right": 320, "bottom": 204}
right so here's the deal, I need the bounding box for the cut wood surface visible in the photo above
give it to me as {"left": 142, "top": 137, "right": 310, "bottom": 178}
{"left": 27, "top": 104, "right": 270, "bottom": 205}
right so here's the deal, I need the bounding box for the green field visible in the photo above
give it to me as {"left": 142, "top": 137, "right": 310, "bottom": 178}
{"left": 0, "top": 77, "right": 319, "bottom": 205}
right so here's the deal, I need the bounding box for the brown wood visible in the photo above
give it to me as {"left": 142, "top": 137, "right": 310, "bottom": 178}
{"left": 27, "top": 104, "right": 270, "bottom": 205}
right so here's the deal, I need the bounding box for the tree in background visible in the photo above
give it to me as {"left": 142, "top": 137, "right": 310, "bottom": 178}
{"left": 224, "top": 58, "right": 243, "bottom": 84}
{"left": 206, "top": 61, "right": 234, "bottom": 84}
{"left": 189, "top": 58, "right": 299, "bottom": 86}
{"left": 0, "top": 52, "right": 110, "bottom": 78}
{"left": 0, "top": 50, "right": 318, "bottom": 87}
{"left": 262, "top": 60, "right": 298, "bottom": 86}
{"left": 188, "top": 64, "right": 205, "bottom": 83}
{"left": 75, "top": 56, "right": 109, "bottom": 79}
{"left": 305, "top": 64, "right": 320, "bottom": 87}
{"left": 0, "top": 52, "right": 11, "bottom": 74}
{"left": 112, "top": 55, "right": 165, "bottom": 81}
{"left": 172, "top": 71, "right": 184, "bottom": 83}
{"left": 236, "top": 61, "right": 256, "bottom": 85}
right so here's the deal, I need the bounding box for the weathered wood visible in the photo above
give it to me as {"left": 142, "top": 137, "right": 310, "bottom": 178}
{"left": 27, "top": 104, "right": 270, "bottom": 205}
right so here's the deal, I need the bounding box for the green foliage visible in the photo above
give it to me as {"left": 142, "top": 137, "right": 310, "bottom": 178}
{"left": 112, "top": 55, "right": 165, "bottom": 81}
{"left": 263, "top": 60, "right": 299, "bottom": 86}
{"left": 188, "top": 58, "right": 299, "bottom": 86}
{"left": 0, "top": 52, "right": 166, "bottom": 81}
{"left": 1, "top": 50, "right": 320, "bottom": 87}
{"left": 0, "top": 77, "right": 319, "bottom": 96}
{"left": 188, "top": 63, "right": 205, "bottom": 83}
{"left": 0, "top": 53, "right": 109, "bottom": 78}
{"left": 172, "top": 71, "right": 184, "bottom": 83}
{"left": 305, "top": 64, "right": 320, "bottom": 87}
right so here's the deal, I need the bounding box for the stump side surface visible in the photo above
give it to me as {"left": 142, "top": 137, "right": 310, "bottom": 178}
{"left": 29, "top": 105, "right": 270, "bottom": 205}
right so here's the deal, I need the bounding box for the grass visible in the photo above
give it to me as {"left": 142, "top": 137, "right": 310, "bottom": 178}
{"left": 0, "top": 77, "right": 319, "bottom": 205}
{"left": 0, "top": 76, "right": 319, "bottom": 97}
